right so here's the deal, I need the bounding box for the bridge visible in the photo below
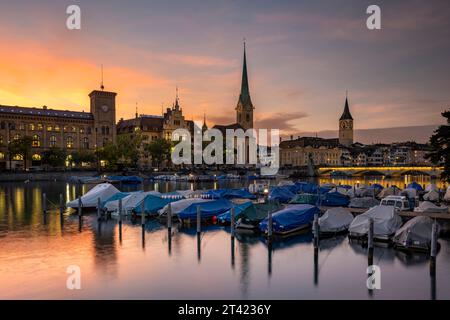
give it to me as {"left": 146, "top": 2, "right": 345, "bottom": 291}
{"left": 317, "top": 166, "right": 444, "bottom": 177}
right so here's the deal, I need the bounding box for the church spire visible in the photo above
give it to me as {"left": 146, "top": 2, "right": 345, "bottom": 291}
{"left": 238, "top": 40, "right": 253, "bottom": 108}
{"left": 340, "top": 93, "right": 353, "bottom": 120}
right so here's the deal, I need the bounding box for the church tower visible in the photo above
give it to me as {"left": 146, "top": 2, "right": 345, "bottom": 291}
{"left": 339, "top": 94, "right": 354, "bottom": 146}
{"left": 235, "top": 42, "right": 254, "bottom": 130}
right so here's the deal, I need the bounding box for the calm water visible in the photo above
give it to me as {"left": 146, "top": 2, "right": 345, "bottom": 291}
{"left": 0, "top": 178, "right": 449, "bottom": 300}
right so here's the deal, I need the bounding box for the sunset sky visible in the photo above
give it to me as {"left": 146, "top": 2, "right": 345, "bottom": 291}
{"left": 0, "top": 0, "right": 449, "bottom": 137}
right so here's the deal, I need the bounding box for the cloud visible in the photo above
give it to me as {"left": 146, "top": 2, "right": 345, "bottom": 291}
{"left": 255, "top": 111, "right": 309, "bottom": 133}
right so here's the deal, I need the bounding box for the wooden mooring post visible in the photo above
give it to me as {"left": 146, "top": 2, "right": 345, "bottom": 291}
{"left": 97, "top": 198, "right": 101, "bottom": 221}
{"left": 230, "top": 207, "right": 235, "bottom": 238}
{"left": 313, "top": 213, "right": 319, "bottom": 248}
{"left": 59, "top": 194, "right": 64, "bottom": 226}
{"left": 42, "top": 193, "right": 47, "bottom": 215}
{"left": 167, "top": 203, "right": 172, "bottom": 232}
{"left": 118, "top": 198, "right": 123, "bottom": 243}
{"left": 368, "top": 218, "right": 374, "bottom": 265}
{"left": 430, "top": 220, "right": 438, "bottom": 276}
{"left": 196, "top": 205, "right": 201, "bottom": 235}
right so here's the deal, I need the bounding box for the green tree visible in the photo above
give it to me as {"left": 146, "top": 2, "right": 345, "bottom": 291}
{"left": 71, "top": 150, "right": 96, "bottom": 168}
{"left": 8, "top": 136, "right": 33, "bottom": 170}
{"left": 426, "top": 110, "right": 450, "bottom": 182}
{"left": 42, "top": 147, "right": 67, "bottom": 169}
{"left": 143, "top": 138, "right": 172, "bottom": 169}
{"left": 98, "top": 142, "right": 119, "bottom": 170}
{"left": 116, "top": 133, "right": 145, "bottom": 168}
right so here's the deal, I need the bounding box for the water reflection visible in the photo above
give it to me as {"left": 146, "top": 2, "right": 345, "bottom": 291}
{"left": 0, "top": 180, "right": 449, "bottom": 299}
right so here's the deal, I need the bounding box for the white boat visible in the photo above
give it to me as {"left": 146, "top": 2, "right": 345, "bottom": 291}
{"left": 317, "top": 207, "right": 354, "bottom": 234}
{"left": 106, "top": 191, "right": 161, "bottom": 215}
{"left": 348, "top": 205, "right": 403, "bottom": 241}
{"left": 66, "top": 183, "right": 120, "bottom": 208}
{"left": 158, "top": 198, "right": 213, "bottom": 217}
{"left": 425, "top": 183, "right": 439, "bottom": 192}
{"left": 423, "top": 189, "right": 440, "bottom": 202}
{"left": 414, "top": 201, "right": 448, "bottom": 213}
{"left": 380, "top": 195, "right": 411, "bottom": 211}
{"left": 393, "top": 216, "right": 437, "bottom": 252}
{"left": 378, "top": 186, "right": 401, "bottom": 199}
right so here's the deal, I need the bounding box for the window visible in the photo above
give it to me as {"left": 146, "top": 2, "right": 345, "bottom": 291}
{"left": 71, "top": 126, "right": 76, "bottom": 132}
{"left": 246, "top": 113, "right": 250, "bottom": 122}
{"left": 29, "top": 123, "right": 35, "bottom": 131}
{"left": 32, "top": 154, "right": 41, "bottom": 161}
{"left": 66, "top": 136, "right": 74, "bottom": 149}
{"left": 83, "top": 137, "right": 89, "bottom": 149}
{"left": 0, "top": 121, "right": 5, "bottom": 130}
{"left": 13, "top": 154, "right": 23, "bottom": 161}
{"left": 174, "top": 120, "right": 180, "bottom": 126}
{"left": 55, "top": 125, "right": 60, "bottom": 132}
{"left": 32, "top": 134, "right": 40, "bottom": 147}
{"left": 87, "top": 127, "right": 92, "bottom": 134}
{"left": 47, "top": 125, "right": 53, "bottom": 131}
{"left": 0, "top": 152, "right": 4, "bottom": 160}
{"left": 80, "top": 127, "right": 85, "bottom": 134}
{"left": 105, "top": 126, "right": 109, "bottom": 135}
{"left": 37, "top": 123, "right": 43, "bottom": 130}
{"left": 13, "top": 134, "right": 20, "bottom": 141}
{"left": 101, "top": 126, "right": 105, "bottom": 135}
{"left": 0, "top": 135, "right": 3, "bottom": 145}
{"left": 19, "top": 123, "right": 25, "bottom": 130}
{"left": 50, "top": 135, "right": 57, "bottom": 147}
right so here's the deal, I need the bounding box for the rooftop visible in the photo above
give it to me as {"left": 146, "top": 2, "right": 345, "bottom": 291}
{"left": 0, "top": 105, "right": 93, "bottom": 120}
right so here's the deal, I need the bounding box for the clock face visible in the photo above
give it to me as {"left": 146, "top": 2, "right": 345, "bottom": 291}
{"left": 101, "top": 105, "right": 109, "bottom": 112}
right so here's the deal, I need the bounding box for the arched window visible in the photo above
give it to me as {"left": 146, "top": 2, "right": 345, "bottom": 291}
{"left": 246, "top": 113, "right": 250, "bottom": 122}
{"left": 29, "top": 123, "right": 35, "bottom": 131}
{"left": 32, "top": 154, "right": 41, "bottom": 161}
{"left": 50, "top": 135, "right": 57, "bottom": 147}
{"left": 83, "top": 137, "right": 89, "bottom": 149}
{"left": 105, "top": 126, "right": 109, "bottom": 135}
{"left": 32, "top": 134, "right": 40, "bottom": 147}
{"left": 101, "top": 126, "right": 106, "bottom": 135}
{"left": 13, "top": 154, "right": 23, "bottom": 161}
{"left": 13, "top": 134, "right": 20, "bottom": 141}
{"left": 66, "top": 136, "right": 74, "bottom": 149}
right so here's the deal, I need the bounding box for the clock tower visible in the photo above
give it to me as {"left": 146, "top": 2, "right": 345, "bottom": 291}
{"left": 339, "top": 95, "right": 353, "bottom": 146}
{"left": 89, "top": 90, "right": 117, "bottom": 147}
{"left": 235, "top": 42, "right": 254, "bottom": 130}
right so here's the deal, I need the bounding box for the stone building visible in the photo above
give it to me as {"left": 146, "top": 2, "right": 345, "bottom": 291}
{"left": 0, "top": 89, "right": 116, "bottom": 170}
{"left": 339, "top": 96, "right": 354, "bottom": 146}
{"left": 280, "top": 137, "right": 342, "bottom": 167}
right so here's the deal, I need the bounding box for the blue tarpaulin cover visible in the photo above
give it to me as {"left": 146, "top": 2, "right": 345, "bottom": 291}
{"left": 259, "top": 204, "right": 319, "bottom": 233}
{"left": 134, "top": 194, "right": 178, "bottom": 215}
{"left": 101, "top": 192, "right": 131, "bottom": 207}
{"left": 206, "top": 188, "right": 256, "bottom": 200}
{"left": 407, "top": 182, "right": 423, "bottom": 191}
{"left": 178, "top": 198, "right": 234, "bottom": 220}
{"left": 217, "top": 201, "right": 253, "bottom": 223}
{"left": 321, "top": 192, "right": 350, "bottom": 207}
{"left": 269, "top": 186, "right": 295, "bottom": 203}
{"left": 107, "top": 176, "right": 143, "bottom": 184}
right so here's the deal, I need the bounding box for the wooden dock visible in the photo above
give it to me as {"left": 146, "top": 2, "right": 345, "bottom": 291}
{"left": 319, "top": 206, "right": 450, "bottom": 220}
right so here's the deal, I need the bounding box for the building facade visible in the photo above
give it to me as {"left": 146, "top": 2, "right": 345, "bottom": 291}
{"left": 0, "top": 89, "right": 116, "bottom": 169}
{"left": 339, "top": 96, "right": 354, "bottom": 147}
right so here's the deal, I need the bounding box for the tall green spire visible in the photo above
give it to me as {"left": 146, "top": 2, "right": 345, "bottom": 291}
{"left": 238, "top": 41, "right": 253, "bottom": 108}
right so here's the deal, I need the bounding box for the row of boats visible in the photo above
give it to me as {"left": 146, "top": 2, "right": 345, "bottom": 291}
{"left": 66, "top": 180, "right": 448, "bottom": 253}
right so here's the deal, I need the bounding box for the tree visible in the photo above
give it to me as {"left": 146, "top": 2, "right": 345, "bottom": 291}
{"left": 426, "top": 110, "right": 450, "bottom": 182}
{"left": 143, "top": 138, "right": 172, "bottom": 169}
{"left": 116, "top": 133, "right": 145, "bottom": 168}
{"left": 71, "top": 150, "right": 96, "bottom": 168}
{"left": 98, "top": 142, "right": 119, "bottom": 170}
{"left": 42, "top": 147, "right": 67, "bottom": 169}
{"left": 8, "top": 136, "right": 33, "bottom": 170}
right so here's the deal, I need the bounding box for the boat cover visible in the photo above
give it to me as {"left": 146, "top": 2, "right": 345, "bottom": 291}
{"left": 348, "top": 205, "right": 403, "bottom": 237}
{"left": 158, "top": 198, "right": 213, "bottom": 216}
{"left": 401, "top": 188, "right": 418, "bottom": 198}
{"left": 134, "top": 194, "right": 179, "bottom": 215}
{"left": 425, "top": 183, "right": 439, "bottom": 192}
{"left": 378, "top": 186, "right": 401, "bottom": 198}
{"left": 106, "top": 175, "right": 143, "bottom": 184}
{"left": 259, "top": 204, "right": 319, "bottom": 233}
{"left": 101, "top": 192, "right": 130, "bottom": 207}
{"left": 269, "top": 186, "right": 295, "bottom": 203}
{"left": 67, "top": 183, "right": 120, "bottom": 208}
{"left": 105, "top": 191, "right": 159, "bottom": 214}
{"left": 319, "top": 207, "right": 354, "bottom": 233}
{"left": 178, "top": 198, "right": 234, "bottom": 220}
{"left": 423, "top": 190, "right": 440, "bottom": 202}
{"left": 289, "top": 193, "right": 318, "bottom": 205}
{"left": 393, "top": 216, "right": 434, "bottom": 249}
{"left": 444, "top": 186, "right": 450, "bottom": 202}
{"left": 407, "top": 182, "right": 424, "bottom": 192}
{"left": 320, "top": 192, "right": 350, "bottom": 207}
{"left": 206, "top": 188, "right": 256, "bottom": 200}
{"left": 349, "top": 197, "right": 380, "bottom": 208}
{"left": 414, "top": 201, "right": 448, "bottom": 213}
{"left": 217, "top": 201, "right": 281, "bottom": 224}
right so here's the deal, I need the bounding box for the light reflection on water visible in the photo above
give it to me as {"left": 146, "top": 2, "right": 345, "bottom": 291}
{"left": 0, "top": 178, "right": 449, "bottom": 300}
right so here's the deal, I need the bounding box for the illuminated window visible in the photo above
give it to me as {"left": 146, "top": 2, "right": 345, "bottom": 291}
{"left": 29, "top": 123, "right": 35, "bottom": 131}
{"left": 13, "top": 134, "right": 20, "bottom": 141}
{"left": 47, "top": 125, "right": 53, "bottom": 131}
{"left": 13, "top": 154, "right": 23, "bottom": 161}
{"left": 32, "top": 154, "right": 41, "bottom": 161}
{"left": 50, "top": 135, "right": 57, "bottom": 147}
{"left": 19, "top": 123, "right": 25, "bottom": 130}
{"left": 0, "top": 152, "right": 4, "bottom": 160}
{"left": 80, "top": 127, "right": 85, "bottom": 134}
{"left": 66, "top": 136, "right": 74, "bottom": 148}
{"left": 0, "top": 135, "right": 3, "bottom": 145}
{"left": 83, "top": 137, "right": 89, "bottom": 149}
{"left": 55, "top": 125, "right": 60, "bottom": 132}
{"left": 32, "top": 134, "right": 40, "bottom": 147}
{"left": 72, "top": 126, "right": 76, "bottom": 132}
{"left": 37, "top": 123, "right": 43, "bottom": 130}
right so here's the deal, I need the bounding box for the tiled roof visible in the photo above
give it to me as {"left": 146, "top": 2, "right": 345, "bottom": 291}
{"left": 280, "top": 137, "right": 340, "bottom": 149}
{"left": 0, "top": 105, "right": 93, "bottom": 120}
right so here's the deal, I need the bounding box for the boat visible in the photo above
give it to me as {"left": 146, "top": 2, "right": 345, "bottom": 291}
{"left": 289, "top": 192, "right": 349, "bottom": 207}
{"left": 248, "top": 181, "right": 270, "bottom": 194}
{"left": 177, "top": 198, "right": 233, "bottom": 220}
{"left": 348, "top": 205, "right": 403, "bottom": 242}
{"left": 407, "top": 182, "right": 424, "bottom": 192}
{"left": 106, "top": 191, "right": 160, "bottom": 215}
{"left": 414, "top": 201, "right": 448, "bottom": 213}
{"left": 289, "top": 193, "right": 318, "bottom": 205}
{"left": 445, "top": 186, "right": 450, "bottom": 202}
{"left": 380, "top": 195, "right": 412, "bottom": 211}
{"left": 106, "top": 175, "right": 143, "bottom": 184}
{"left": 66, "top": 183, "right": 120, "bottom": 208}
{"left": 393, "top": 216, "right": 438, "bottom": 252}
{"left": 259, "top": 204, "right": 319, "bottom": 236}
{"left": 268, "top": 186, "right": 295, "bottom": 203}
{"left": 69, "top": 176, "right": 105, "bottom": 184}
{"left": 205, "top": 188, "right": 256, "bottom": 200}
{"left": 423, "top": 189, "right": 440, "bottom": 202}
{"left": 425, "top": 183, "right": 439, "bottom": 192}
{"left": 378, "top": 186, "right": 401, "bottom": 199}
{"left": 316, "top": 207, "right": 354, "bottom": 236}
{"left": 133, "top": 193, "right": 179, "bottom": 216}
{"left": 158, "top": 198, "right": 213, "bottom": 219}
{"left": 349, "top": 197, "right": 380, "bottom": 208}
